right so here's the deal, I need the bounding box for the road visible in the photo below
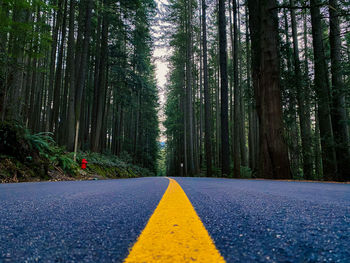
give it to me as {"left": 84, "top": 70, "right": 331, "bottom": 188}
{"left": 0, "top": 177, "right": 349, "bottom": 262}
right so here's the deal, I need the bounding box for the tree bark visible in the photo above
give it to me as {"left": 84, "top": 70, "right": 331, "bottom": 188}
{"left": 219, "top": 0, "right": 230, "bottom": 176}
{"left": 310, "top": 0, "right": 337, "bottom": 180}
{"left": 46, "top": 0, "right": 62, "bottom": 131}
{"left": 74, "top": 0, "right": 93, "bottom": 155}
{"left": 231, "top": 0, "right": 241, "bottom": 177}
{"left": 290, "top": 0, "right": 313, "bottom": 179}
{"left": 52, "top": 0, "right": 68, "bottom": 138}
{"left": 91, "top": 0, "right": 109, "bottom": 152}
{"left": 202, "top": 0, "right": 213, "bottom": 177}
{"left": 329, "top": 0, "right": 350, "bottom": 181}
{"left": 248, "top": 0, "right": 291, "bottom": 179}
{"left": 186, "top": 0, "right": 195, "bottom": 175}
{"left": 66, "top": 0, "right": 76, "bottom": 151}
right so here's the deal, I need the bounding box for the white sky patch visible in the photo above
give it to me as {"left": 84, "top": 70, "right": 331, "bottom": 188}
{"left": 154, "top": 47, "right": 169, "bottom": 104}
{"left": 153, "top": 0, "right": 170, "bottom": 143}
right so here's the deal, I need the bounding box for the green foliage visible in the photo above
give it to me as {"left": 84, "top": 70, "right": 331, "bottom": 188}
{"left": 76, "top": 151, "right": 154, "bottom": 178}
{"left": 25, "top": 131, "right": 54, "bottom": 154}
{"left": 23, "top": 127, "right": 79, "bottom": 175}
{"left": 240, "top": 166, "right": 252, "bottom": 179}
{"left": 0, "top": 122, "right": 155, "bottom": 182}
{"left": 0, "top": 121, "right": 49, "bottom": 180}
{"left": 56, "top": 152, "right": 78, "bottom": 175}
{"left": 211, "top": 166, "right": 222, "bottom": 177}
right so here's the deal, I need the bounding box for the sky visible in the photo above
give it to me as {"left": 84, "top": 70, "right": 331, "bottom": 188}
{"left": 153, "top": 0, "right": 170, "bottom": 143}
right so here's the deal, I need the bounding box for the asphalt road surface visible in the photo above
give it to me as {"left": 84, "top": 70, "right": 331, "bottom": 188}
{"left": 0, "top": 177, "right": 349, "bottom": 262}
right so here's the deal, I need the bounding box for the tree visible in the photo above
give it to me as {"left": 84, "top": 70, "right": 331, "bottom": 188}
{"left": 289, "top": 0, "right": 313, "bottom": 179}
{"left": 202, "top": 0, "right": 213, "bottom": 177}
{"left": 162, "top": 0, "right": 350, "bottom": 180}
{"left": 310, "top": 0, "right": 337, "bottom": 180}
{"left": 248, "top": 0, "right": 291, "bottom": 179}
{"left": 218, "top": 0, "right": 230, "bottom": 176}
{"left": 186, "top": 0, "right": 195, "bottom": 175}
{"left": 329, "top": 0, "right": 350, "bottom": 181}
{"left": 229, "top": 0, "right": 241, "bottom": 178}
{"left": 0, "top": 0, "right": 160, "bottom": 174}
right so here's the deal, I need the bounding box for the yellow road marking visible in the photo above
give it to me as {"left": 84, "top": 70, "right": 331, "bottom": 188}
{"left": 124, "top": 178, "right": 225, "bottom": 263}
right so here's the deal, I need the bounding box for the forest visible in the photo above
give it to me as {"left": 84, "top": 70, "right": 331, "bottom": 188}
{"left": 163, "top": 0, "right": 350, "bottom": 181}
{"left": 0, "top": 0, "right": 159, "bottom": 178}
{"left": 0, "top": 0, "right": 349, "bottom": 182}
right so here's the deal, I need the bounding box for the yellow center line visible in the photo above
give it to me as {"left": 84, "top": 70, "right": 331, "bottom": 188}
{"left": 124, "top": 177, "right": 226, "bottom": 263}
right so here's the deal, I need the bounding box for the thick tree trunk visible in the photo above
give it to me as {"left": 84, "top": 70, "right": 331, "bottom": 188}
{"left": 248, "top": 0, "right": 291, "bottom": 179}
{"left": 248, "top": 0, "right": 261, "bottom": 175}
{"left": 310, "top": 0, "right": 337, "bottom": 180}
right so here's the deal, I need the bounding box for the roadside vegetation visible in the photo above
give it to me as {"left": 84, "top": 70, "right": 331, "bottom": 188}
{"left": 0, "top": 122, "right": 154, "bottom": 183}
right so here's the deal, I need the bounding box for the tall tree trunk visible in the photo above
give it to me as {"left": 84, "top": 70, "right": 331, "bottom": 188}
{"left": 248, "top": 0, "right": 291, "bottom": 179}
{"left": 91, "top": 5, "right": 102, "bottom": 151}
{"left": 219, "top": 0, "right": 230, "bottom": 176}
{"left": 182, "top": 83, "right": 188, "bottom": 176}
{"left": 315, "top": 104, "right": 323, "bottom": 179}
{"left": 248, "top": 0, "right": 261, "bottom": 175}
{"left": 329, "top": 0, "right": 350, "bottom": 181}
{"left": 246, "top": 2, "right": 258, "bottom": 174}
{"left": 66, "top": 0, "right": 76, "bottom": 151}
{"left": 283, "top": 6, "right": 300, "bottom": 177}
{"left": 238, "top": 0, "right": 248, "bottom": 167}
{"left": 310, "top": 0, "right": 337, "bottom": 180}
{"left": 199, "top": 3, "right": 203, "bottom": 170}
{"left": 216, "top": 64, "right": 220, "bottom": 167}
{"left": 52, "top": 0, "right": 68, "bottom": 138}
{"left": 46, "top": 0, "right": 62, "bottom": 131}
{"left": 91, "top": 0, "right": 109, "bottom": 152}
{"left": 231, "top": 0, "right": 241, "bottom": 177}
{"left": 186, "top": 0, "right": 195, "bottom": 175}
{"left": 73, "top": 0, "right": 93, "bottom": 158}
{"left": 290, "top": 0, "right": 313, "bottom": 179}
{"left": 202, "top": 0, "right": 213, "bottom": 177}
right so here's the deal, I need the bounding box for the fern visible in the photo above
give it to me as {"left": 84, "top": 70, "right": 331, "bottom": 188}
{"left": 25, "top": 131, "right": 55, "bottom": 154}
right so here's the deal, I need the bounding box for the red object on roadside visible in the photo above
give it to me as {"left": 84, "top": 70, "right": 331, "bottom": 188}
{"left": 81, "top": 159, "right": 88, "bottom": 169}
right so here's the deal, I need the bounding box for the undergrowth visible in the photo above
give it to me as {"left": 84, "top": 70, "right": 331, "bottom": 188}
{"left": 76, "top": 151, "right": 154, "bottom": 178}
{"left": 0, "top": 122, "right": 153, "bottom": 183}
